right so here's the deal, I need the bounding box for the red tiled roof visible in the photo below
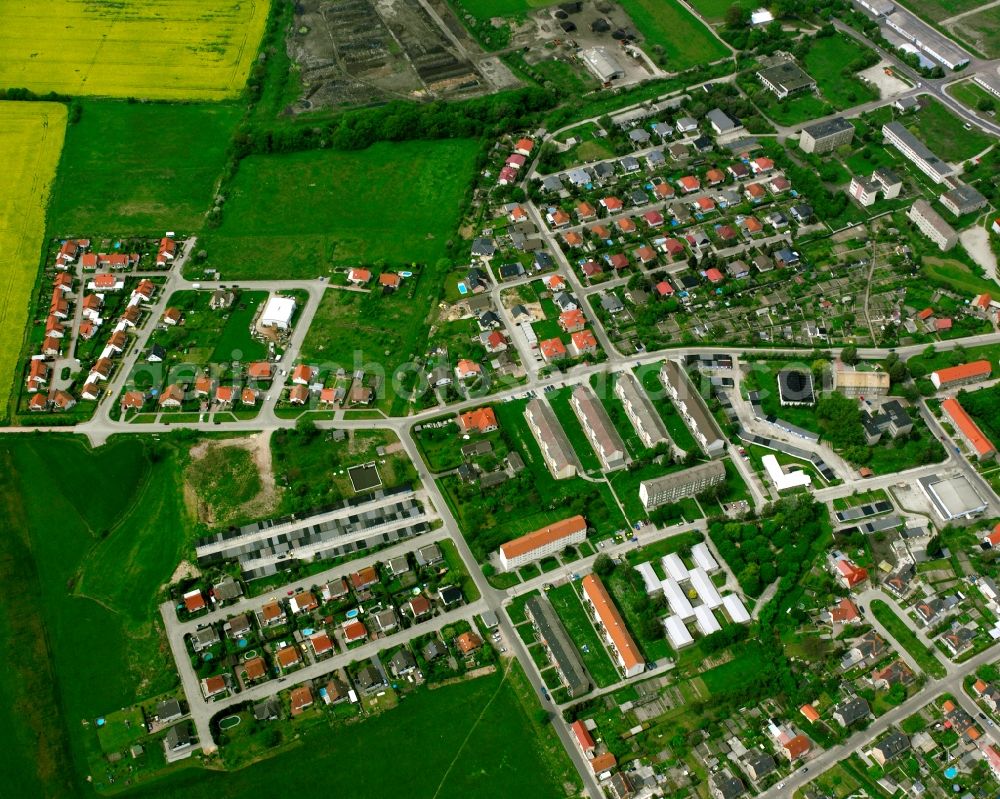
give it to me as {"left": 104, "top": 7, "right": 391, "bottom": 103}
{"left": 942, "top": 397, "right": 995, "bottom": 456}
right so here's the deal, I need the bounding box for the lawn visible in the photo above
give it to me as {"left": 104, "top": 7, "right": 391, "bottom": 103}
{"left": 905, "top": 98, "right": 993, "bottom": 162}
{"left": 620, "top": 0, "right": 730, "bottom": 69}
{"left": 922, "top": 256, "right": 1000, "bottom": 296}
{"left": 546, "top": 387, "right": 603, "bottom": 473}
{"left": 300, "top": 283, "right": 444, "bottom": 414}
{"left": 635, "top": 365, "right": 700, "bottom": 453}
{"left": 700, "top": 642, "right": 771, "bottom": 694}
{"left": 48, "top": 101, "right": 242, "bottom": 235}
{"left": 0, "top": 101, "right": 66, "bottom": 423}
{"left": 952, "top": 6, "right": 1000, "bottom": 58}
{"left": 870, "top": 600, "right": 947, "bottom": 678}
{"left": 185, "top": 444, "right": 264, "bottom": 528}
{"left": 143, "top": 665, "right": 577, "bottom": 799}
{"left": 147, "top": 289, "right": 269, "bottom": 369}
{"left": 688, "top": 0, "right": 754, "bottom": 22}
{"left": 0, "top": 0, "right": 271, "bottom": 100}
{"left": 947, "top": 80, "right": 1000, "bottom": 118}
{"left": 271, "top": 426, "right": 418, "bottom": 516}
{"left": 547, "top": 582, "right": 621, "bottom": 687}
{"left": 804, "top": 34, "right": 879, "bottom": 110}
{"left": 452, "top": 0, "right": 559, "bottom": 20}
{"left": 895, "top": 0, "right": 983, "bottom": 23}
{"left": 0, "top": 435, "right": 189, "bottom": 798}
{"left": 199, "top": 139, "right": 480, "bottom": 278}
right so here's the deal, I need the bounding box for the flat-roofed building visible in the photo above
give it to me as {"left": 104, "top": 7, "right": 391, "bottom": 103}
{"left": 882, "top": 123, "right": 954, "bottom": 183}
{"left": 639, "top": 460, "right": 726, "bottom": 510}
{"left": 883, "top": 9, "right": 970, "bottom": 69}
{"left": 615, "top": 372, "right": 671, "bottom": 449}
{"left": 525, "top": 398, "right": 578, "bottom": 479}
{"left": 525, "top": 597, "right": 591, "bottom": 698}
{"left": 663, "top": 615, "right": 694, "bottom": 648}
{"left": 571, "top": 384, "right": 626, "bottom": 471}
{"left": 582, "top": 574, "right": 645, "bottom": 677}
{"left": 908, "top": 200, "right": 958, "bottom": 250}
{"left": 930, "top": 359, "right": 992, "bottom": 389}
{"left": 498, "top": 515, "right": 588, "bottom": 572}
{"left": 799, "top": 117, "right": 854, "bottom": 153}
{"left": 659, "top": 360, "right": 726, "bottom": 457}
{"left": 941, "top": 398, "right": 996, "bottom": 460}
{"left": 756, "top": 60, "right": 816, "bottom": 98}
{"left": 940, "top": 183, "right": 988, "bottom": 217}
{"left": 833, "top": 364, "right": 890, "bottom": 397}
{"left": 918, "top": 473, "right": 988, "bottom": 521}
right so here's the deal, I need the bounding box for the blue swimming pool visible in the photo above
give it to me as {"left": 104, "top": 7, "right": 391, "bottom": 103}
{"left": 302, "top": 628, "right": 314, "bottom": 636}
{"left": 457, "top": 283, "right": 468, "bottom": 295}
{"left": 346, "top": 608, "right": 360, "bottom": 619}
{"left": 944, "top": 766, "right": 958, "bottom": 779}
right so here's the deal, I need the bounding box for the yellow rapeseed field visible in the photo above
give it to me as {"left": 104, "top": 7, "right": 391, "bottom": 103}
{"left": 0, "top": 0, "right": 271, "bottom": 101}
{"left": 0, "top": 101, "right": 66, "bottom": 419}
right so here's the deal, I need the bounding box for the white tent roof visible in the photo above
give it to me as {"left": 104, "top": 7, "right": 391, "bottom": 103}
{"left": 635, "top": 562, "right": 661, "bottom": 595}
{"left": 661, "top": 553, "right": 688, "bottom": 582}
{"left": 689, "top": 567, "right": 723, "bottom": 609}
{"left": 723, "top": 593, "right": 751, "bottom": 623}
{"left": 692, "top": 542, "right": 719, "bottom": 572}
{"left": 663, "top": 615, "right": 694, "bottom": 648}
{"left": 661, "top": 578, "right": 695, "bottom": 619}
{"left": 694, "top": 604, "right": 722, "bottom": 635}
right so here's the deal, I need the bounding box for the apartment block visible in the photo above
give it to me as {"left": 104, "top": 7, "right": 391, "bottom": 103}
{"left": 882, "top": 123, "right": 954, "bottom": 183}
{"left": 571, "top": 385, "right": 626, "bottom": 471}
{"left": 907, "top": 199, "right": 958, "bottom": 251}
{"left": 639, "top": 460, "right": 727, "bottom": 510}
{"left": 499, "top": 515, "right": 588, "bottom": 571}
{"left": 614, "top": 371, "right": 670, "bottom": 449}
{"left": 659, "top": 360, "right": 726, "bottom": 457}
{"left": 799, "top": 117, "right": 854, "bottom": 154}
{"left": 525, "top": 398, "right": 578, "bottom": 479}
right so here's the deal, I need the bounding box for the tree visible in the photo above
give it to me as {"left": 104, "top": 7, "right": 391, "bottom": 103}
{"left": 840, "top": 345, "right": 858, "bottom": 365}
{"left": 593, "top": 553, "right": 615, "bottom": 577}
{"left": 725, "top": 3, "right": 748, "bottom": 28}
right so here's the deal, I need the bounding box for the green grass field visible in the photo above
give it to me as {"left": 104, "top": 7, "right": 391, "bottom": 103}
{"left": 905, "top": 98, "right": 993, "bottom": 162}
{"left": 946, "top": 80, "right": 1000, "bottom": 118}
{"left": 199, "top": 139, "right": 479, "bottom": 278}
{"left": 453, "top": 0, "right": 558, "bottom": 19}
{"left": 688, "top": 0, "right": 753, "bottom": 22}
{"left": 804, "top": 35, "right": 879, "bottom": 109}
{"left": 896, "top": 0, "right": 983, "bottom": 23}
{"left": 921, "top": 256, "right": 999, "bottom": 297}
{"left": 48, "top": 101, "right": 242, "bottom": 235}
{"left": 0, "top": 435, "right": 188, "bottom": 798}
{"left": 139, "top": 664, "right": 575, "bottom": 799}
{"left": 620, "top": 0, "right": 730, "bottom": 69}
{"left": 299, "top": 283, "right": 442, "bottom": 414}
{"left": 952, "top": 7, "right": 1000, "bottom": 58}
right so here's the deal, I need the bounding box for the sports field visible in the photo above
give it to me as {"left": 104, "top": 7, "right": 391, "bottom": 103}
{"left": 47, "top": 101, "right": 242, "bottom": 235}
{"left": 0, "top": 0, "right": 271, "bottom": 100}
{"left": 620, "top": 0, "right": 730, "bottom": 69}
{"left": 200, "top": 139, "right": 479, "bottom": 279}
{"left": 0, "top": 101, "right": 66, "bottom": 421}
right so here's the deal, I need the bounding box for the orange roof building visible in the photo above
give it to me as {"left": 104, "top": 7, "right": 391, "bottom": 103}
{"left": 290, "top": 685, "right": 313, "bottom": 715}
{"left": 276, "top": 646, "right": 301, "bottom": 670}
{"left": 800, "top": 704, "right": 820, "bottom": 723}
{"left": 456, "top": 631, "right": 482, "bottom": 654}
{"left": 941, "top": 397, "right": 996, "bottom": 459}
{"left": 458, "top": 406, "right": 498, "bottom": 434}
{"left": 571, "top": 720, "right": 596, "bottom": 753}
{"left": 589, "top": 752, "right": 617, "bottom": 775}
{"left": 499, "top": 515, "right": 587, "bottom": 572}
{"left": 783, "top": 734, "right": 812, "bottom": 760}
{"left": 931, "top": 360, "right": 991, "bottom": 389}
{"left": 581, "top": 574, "right": 645, "bottom": 678}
